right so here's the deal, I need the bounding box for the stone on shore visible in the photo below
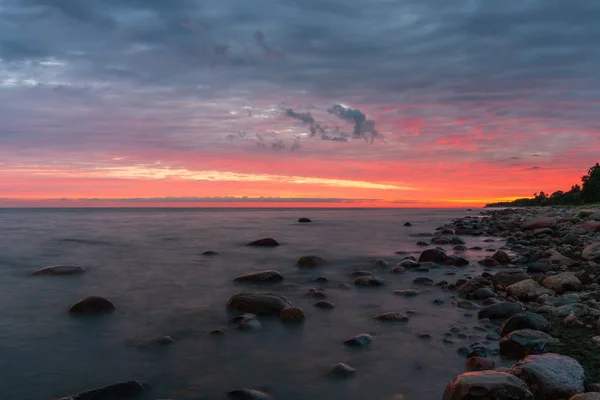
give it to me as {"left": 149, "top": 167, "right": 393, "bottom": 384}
{"left": 297, "top": 255, "right": 328, "bottom": 267}
{"left": 523, "top": 217, "right": 557, "bottom": 230}
{"left": 542, "top": 273, "right": 582, "bottom": 294}
{"left": 509, "top": 354, "right": 585, "bottom": 400}
{"left": 507, "top": 279, "right": 554, "bottom": 301}
{"left": 492, "top": 250, "right": 511, "bottom": 265}
{"left": 228, "top": 389, "right": 273, "bottom": 399}
{"left": 233, "top": 270, "right": 284, "bottom": 284}
{"left": 499, "top": 312, "right": 551, "bottom": 337}
{"left": 442, "top": 371, "right": 533, "bottom": 400}
{"left": 31, "top": 265, "right": 86, "bottom": 276}
{"left": 58, "top": 381, "right": 149, "bottom": 400}
{"left": 398, "top": 259, "right": 420, "bottom": 269}
{"left": 499, "top": 329, "right": 559, "bottom": 358}
{"left": 583, "top": 242, "right": 600, "bottom": 261}
{"left": 478, "top": 302, "right": 523, "bottom": 320}
{"left": 493, "top": 270, "right": 530, "bottom": 286}
{"left": 465, "top": 356, "right": 495, "bottom": 372}
{"left": 552, "top": 303, "right": 590, "bottom": 318}
{"left": 68, "top": 296, "right": 115, "bottom": 315}
{"left": 473, "top": 287, "right": 497, "bottom": 300}
{"left": 247, "top": 238, "right": 279, "bottom": 247}
{"left": 226, "top": 292, "right": 293, "bottom": 316}
{"left": 418, "top": 248, "right": 447, "bottom": 263}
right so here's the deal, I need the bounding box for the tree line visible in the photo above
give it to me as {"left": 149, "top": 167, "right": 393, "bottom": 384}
{"left": 486, "top": 163, "right": 600, "bottom": 207}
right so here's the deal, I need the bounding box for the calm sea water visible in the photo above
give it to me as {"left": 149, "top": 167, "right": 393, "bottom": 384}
{"left": 0, "top": 208, "right": 503, "bottom": 400}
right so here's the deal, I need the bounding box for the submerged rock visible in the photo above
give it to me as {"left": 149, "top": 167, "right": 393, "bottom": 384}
{"left": 354, "top": 276, "right": 387, "bottom": 286}
{"left": 473, "top": 287, "right": 497, "bottom": 300}
{"left": 58, "top": 380, "right": 149, "bottom": 400}
{"left": 492, "top": 250, "right": 511, "bottom": 265}
{"left": 373, "top": 259, "right": 389, "bottom": 268}
{"left": 279, "top": 306, "right": 305, "bottom": 323}
{"left": 297, "top": 255, "right": 328, "bottom": 268}
{"left": 499, "top": 329, "right": 559, "bottom": 358}
{"left": 375, "top": 312, "right": 409, "bottom": 322}
{"left": 128, "top": 335, "right": 175, "bottom": 348}
{"left": 509, "top": 354, "right": 585, "bottom": 400}
{"left": 500, "top": 312, "right": 551, "bottom": 337}
{"left": 234, "top": 270, "right": 284, "bottom": 284}
{"left": 246, "top": 238, "right": 279, "bottom": 247}
{"left": 226, "top": 292, "right": 293, "bottom": 316}
{"left": 228, "top": 389, "right": 273, "bottom": 400}
{"left": 478, "top": 258, "right": 500, "bottom": 267}
{"left": 230, "top": 314, "right": 262, "bottom": 330}
{"left": 442, "top": 370, "right": 533, "bottom": 400}
{"left": 394, "top": 289, "right": 420, "bottom": 296}
{"left": 344, "top": 333, "right": 372, "bottom": 347}
{"left": 31, "top": 265, "right": 86, "bottom": 276}
{"left": 327, "top": 363, "right": 356, "bottom": 378}
{"left": 68, "top": 296, "right": 115, "bottom": 315}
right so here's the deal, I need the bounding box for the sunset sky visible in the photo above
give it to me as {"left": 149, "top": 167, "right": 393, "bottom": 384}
{"left": 1, "top": 0, "right": 599, "bottom": 207}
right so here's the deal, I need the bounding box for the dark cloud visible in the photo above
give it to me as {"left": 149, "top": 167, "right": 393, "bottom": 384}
{"left": 285, "top": 109, "right": 315, "bottom": 125}
{"left": 525, "top": 166, "right": 541, "bottom": 170}
{"left": 328, "top": 104, "right": 380, "bottom": 142}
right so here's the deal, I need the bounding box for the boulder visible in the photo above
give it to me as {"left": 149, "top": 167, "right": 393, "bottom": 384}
{"left": 279, "top": 306, "right": 305, "bottom": 323}
{"left": 465, "top": 356, "right": 495, "bottom": 372}
{"left": 478, "top": 258, "right": 501, "bottom": 267}
{"left": 442, "top": 371, "right": 533, "bottom": 400}
{"left": 527, "top": 262, "right": 552, "bottom": 274}
{"left": 58, "top": 381, "right": 149, "bottom": 400}
{"left": 493, "top": 270, "right": 530, "bottom": 286}
{"left": 478, "top": 302, "right": 523, "bottom": 320}
{"left": 523, "top": 217, "right": 557, "bottom": 230}
{"left": 31, "top": 265, "right": 86, "bottom": 276}
{"left": 552, "top": 303, "right": 590, "bottom": 318}
{"left": 492, "top": 251, "right": 511, "bottom": 265}
{"left": 473, "top": 287, "right": 497, "bottom": 300}
{"left": 298, "top": 217, "right": 311, "bottom": 223}
{"left": 297, "top": 255, "right": 328, "bottom": 267}
{"left": 375, "top": 312, "right": 409, "bottom": 322}
{"left": 542, "top": 273, "right": 582, "bottom": 295}
{"left": 226, "top": 292, "right": 293, "bottom": 316}
{"left": 507, "top": 279, "right": 554, "bottom": 301}
{"left": 540, "top": 249, "right": 576, "bottom": 267}
{"left": 445, "top": 255, "right": 470, "bottom": 267}
{"left": 570, "top": 394, "right": 600, "bottom": 400}
{"left": 234, "top": 270, "right": 284, "bottom": 284}
{"left": 354, "top": 276, "right": 387, "bottom": 286}
{"left": 228, "top": 389, "right": 273, "bottom": 400}
{"left": 583, "top": 242, "right": 600, "bottom": 261}
{"left": 418, "top": 248, "right": 447, "bottom": 263}
{"left": 398, "top": 259, "right": 420, "bottom": 269}
{"left": 457, "top": 279, "right": 488, "bottom": 297}
{"left": 581, "top": 222, "right": 600, "bottom": 233}
{"left": 68, "top": 296, "right": 115, "bottom": 315}
{"left": 246, "top": 238, "right": 279, "bottom": 247}
{"left": 499, "top": 329, "right": 559, "bottom": 358}
{"left": 510, "top": 354, "right": 585, "bottom": 400}
{"left": 500, "top": 312, "right": 551, "bottom": 337}
{"left": 564, "top": 314, "right": 584, "bottom": 328}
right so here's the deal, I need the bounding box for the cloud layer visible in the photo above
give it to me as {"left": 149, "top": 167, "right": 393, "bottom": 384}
{"left": 1, "top": 0, "right": 600, "bottom": 205}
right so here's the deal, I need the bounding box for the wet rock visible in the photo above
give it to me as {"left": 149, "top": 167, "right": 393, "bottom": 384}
{"left": 499, "top": 329, "right": 559, "bottom": 358}
{"left": 500, "top": 312, "right": 551, "bottom": 337}
{"left": 234, "top": 270, "right": 284, "bottom": 284}
{"left": 202, "top": 250, "right": 219, "bottom": 256}
{"left": 509, "top": 354, "right": 585, "bottom": 400}
{"left": 391, "top": 266, "right": 405, "bottom": 274}
{"left": 413, "top": 277, "right": 434, "bottom": 285}
{"left": 375, "top": 312, "right": 409, "bottom": 322}
{"left": 228, "top": 389, "right": 273, "bottom": 400}
{"left": 542, "top": 273, "right": 582, "bottom": 294}
{"left": 445, "top": 255, "right": 470, "bottom": 267}
{"left": 247, "top": 238, "right": 279, "bottom": 247}
{"left": 541, "top": 249, "right": 577, "bottom": 267}
{"left": 351, "top": 270, "right": 373, "bottom": 277}
{"left": 297, "top": 255, "right": 328, "bottom": 268}
{"left": 30, "top": 265, "right": 86, "bottom": 276}
{"left": 418, "top": 248, "right": 447, "bottom": 263}
{"left": 552, "top": 303, "right": 591, "bottom": 318}
{"left": 279, "top": 306, "right": 305, "bottom": 323}
{"left": 433, "top": 298, "right": 444, "bottom": 305}
{"left": 486, "top": 333, "right": 501, "bottom": 341}
{"left": 561, "top": 233, "right": 579, "bottom": 245}
{"left": 373, "top": 259, "right": 389, "bottom": 268}
{"left": 523, "top": 217, "right": 557, "bottom": 230}
{"left": 394, "top": 289, "right": 420, "bottom": 296}
{"left": 493, "top": 270, "right": 530, "bottom": 286}
{"left": 404, "top": 221, "right": 412, "bottom": 227}
{"left": 417, "top": 332, "right": 432, "bottom": 339}
{"left": 465, "top": 356, "right": 495, "bottom": 372}
{"left": 473, "top": 287, "right": 497, "bottom": 300}
{"left": 207, "top": 329, "right": 227, "bottom": 337}
{"left": 338, "top": 283, "right": 352, "bottom": 290}
{"left": 314, "top": 301, "right": 335, "bottom": 309}
{"left": 298, "top": 217, "right": 311, "bottom": 223}
{"left": 417, "top": 241, "right": 430, "bottom": 246}
{"left": 457, "top": 279, "right": 488, "bottom": 297}
{"left": 478, "top": 302, "right": 523, "bottom": 320}
{"left": 492, "top": 250, "right": 511, "bottom": 265}
{"left": 478, "top": 258, "right": 501, "bottom": 267}
{"left": 457, "top": 300, "right": 480, "bottom": 309}
{"left": 564, "top": 313, "right": 584, "bottom": 328}
{"left": 315, "top": 276, "right": 328, "bottom": 283}
{"left": 230, "top": 314, "right": 262, "bottom": 330}
{"left": 354, "top": 276, "right": 387, "bottom": 286}
{"left": 327, "top": 363, "right": 356, "bottom": 378}
{"left": 527, "top": 262, "right": 552, "bottom": 274}
{"left": 226, "top": 292, "right": 293, "bottom": 316}
{"left": 58, "top": 381, "right": 149, "bottom": 400}
{"left": 507, "top": 279, "right": 555, "bottom": 301}
{"left": 344, "top": 333, "right": 372, "bottom": 347}
{"left": 442, "top": 370, "right": 533, "bottom": 400}
{"left": 454, "top": 245, "right": 468, "bottom": 252}
{"left": 398, "top": 259, "right": 420, "bottom": 269}
{"left": 128, "top": 335, "right": 175, "bottom": 347}
{"left": 432, "top": 236, "right": 453, "bottom": 245}
{"left": 534, "top": 227, "right": 553, "bottom": 236}
{"left": 583, "top": 242, "right": 600, "bottom": 261}
{"left": 69, "top": 296, "right": 115, "bottom": 315}
{"left": 304, "top": 289, "right": 327, "bottom": 299}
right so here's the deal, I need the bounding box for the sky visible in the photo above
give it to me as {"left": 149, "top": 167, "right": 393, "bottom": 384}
{"left": 1, "top": 0, "right": 600, "bottom": 207}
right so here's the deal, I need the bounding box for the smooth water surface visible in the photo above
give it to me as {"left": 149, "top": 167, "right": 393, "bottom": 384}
{"left": 0, "top": 208, "right": 503, "bottom": 400}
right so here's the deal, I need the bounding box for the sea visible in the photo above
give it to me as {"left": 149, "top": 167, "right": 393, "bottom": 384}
{"left": 0, "top": 208, "right": 505, "bottom": 400}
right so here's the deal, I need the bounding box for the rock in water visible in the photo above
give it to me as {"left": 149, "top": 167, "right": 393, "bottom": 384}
{"left": 228, "top": 389, "right": 273, "bottom": 400}
{"left": 327, "top": 363, "right": 356, "bottom": 378}
{"left": 418, "top": 248, "right": 447, "bottom": 263}
{"left": 233, "top": 270, "right": 284, "bottom": 284}
{"left": 373, "top": 259, "right": 389, "bottom": 268}
{"left": 354, "top": 276, "right": 387, "bottom": 286}
{"left": 279, "top": 306, "right": 305, "bottom": 323}
{"left": 246, "top": 238, "right": 279, "bottom": 247}
{"left": 478, "top": 258, "right": 500, "bottom": 267}
{"left": 442, "top": 371, "right": 533, "bottom": 400}
{"left": 128, "top": 335, "right": 175, "bottom": 348}
{"left": 499, "top": 329, "right": 559, "bottom": 358}
{"left": 404, "top": 222, "right": 412, "bottom": 227}
{"left": 202, "top": 250, "right": 219, "bottom": 256}
{"left": 31, "top": 265, "right": 86, "bottom": 276}
{"left": 68, "top": 296, "right": 115, "bottom": 315}
{"left": 298, "top": 217, "right": 311, "bottom": 223}
{"left": 465, "top": 356, "right": 495, "bottom": 372}
{"left": 477, "top": 302, "right": 522, "bottom": 320}
{"left": 344, "top": 333, "right": 372, "bottom": 347}
{"left": 522, "top": 217, "right": 557, "bottom": 230}
{"left": 314, "top": 301, "right": 335, "bottom": 309}
{"left": 58, "top": 380, "right": 149, "bottom": 400}
{"left": 296, "top": 255, "right": 328, "bottom": 268}
{"left": 509, "top": 354, "right": 585, "bottom": 399}
{"left": 500, "top": 312, "right": 551, "bottom": 337}
{"left": 492, "top": 250, "right": 511, "bottom": 265}
{"left": 229, "top": 314, "right": 262, "bottom": 330}
{"left": 473, "top": 287, "right": 497, "bottom": 300}
{"left": 226, "top": 292, "right": 293, "bottom": 316}
{"left": 375, "top": 312, "right": 409, "bottom": 322}
{"left": 493, "top": 270, "right": 530, "bottom": 286}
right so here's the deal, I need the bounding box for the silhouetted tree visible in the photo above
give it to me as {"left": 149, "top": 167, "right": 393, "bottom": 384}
{"left": 581, "top": 163, "right": 600, "bottom": 203}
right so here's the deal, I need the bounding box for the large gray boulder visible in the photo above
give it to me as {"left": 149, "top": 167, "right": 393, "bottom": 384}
{"left": 500, "top": 312, "right": 551, "bottom": 337}
{"left": 478, "top": 302, "right": 523, "bottom": 320}
{"left": 442, "top": 370, "right": 533, "bottom": 400}
{"left": 499, "top": 329, "right": 559, "bottom": 358}
{"left": 507, "top": 279, "right": 554, "bottom": 301}
{"left": 542, "top": 273, "right": 582, "bottom": 295}
{"left": 510, "top": 354, "right": 585, "bottom": 400}
{"left": 226, "top": 292, "right": 293, "bottom": 315}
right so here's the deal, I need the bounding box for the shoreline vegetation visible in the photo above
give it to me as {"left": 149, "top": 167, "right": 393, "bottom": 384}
{"left": 485, "top": 163, "right": 600, "bottom": 208}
